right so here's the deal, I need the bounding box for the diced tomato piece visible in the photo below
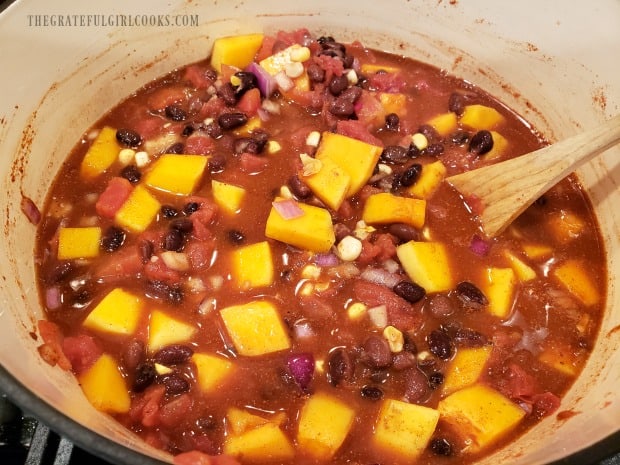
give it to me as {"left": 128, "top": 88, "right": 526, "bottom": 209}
{"left": 353, "top": 280, "right": 420, "bottom": 330}
{"left": 220, "top": 64, "right": 239, "bottom": 84}
{"left": 373, "top": 233, "right": 398, "bottom": 261}
{"left": 368, "top": 71, "right": 407, "bottom": 93}
{"left": 131, "top": 116, "right": 165, "bottom": 140}
{"left": 239, "top": 153, "right": 269, "bottom": 174}
{"left": 357, "top": 239, "right": 383, "bottom": 265}
{"left": 95, "top": 177, "right": 133, "bottom": 219}
{"left": 532, "top": 391, "right": 561, "bottom": 418}
{"left": 159, "top": 394, "right": 193, "bottom": 428}
{"left": 313, "top": 54, "right": 345, "bottom": 81}
{"left": 336, "top": 119, "right": 384, "bottom": 147}
{"left": 185, "top": 239, "right": 216, "bottom": 270}
{"left": 93, "top": 246, "right": 144, "bottom": 282}
{"left": 37, "top": 320, "right": 72, "bottom": 371}
{"left": 353, "top": 92, "right": 385, "bottom": 129}
{"left": 185, "top": 136, "right": 215, "bottom": 155}
{"left": 183, "top": 65, "right": 215, "bottom": 89}
{"left": 236, "top": 88, "right": 261, "bottom": 116}
{"left": 144, "top": 257, "right": 182, "bottom": 284}
{"left": 147, "top": 85, "right": 187, "bottom": 111}
{"left": 504, "top": 363, "right": 537, "bottom": 399}
{"left": 255, "top": 35, "right": 277, "bottom": 63}
{"left": 130, "top": 385, "right": 166, "bottom": 427}
{"left": 199, "top": 96, "right": 227, "bottom": 119}
{"left": 62, "top": 334, "right": 103, "bottom": 374}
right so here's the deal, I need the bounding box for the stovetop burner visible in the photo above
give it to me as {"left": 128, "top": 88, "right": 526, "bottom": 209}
{"left": 1, "top": 393, "right": 619, "bottom": 465}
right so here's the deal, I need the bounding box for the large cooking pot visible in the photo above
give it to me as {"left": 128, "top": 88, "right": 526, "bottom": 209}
{"left": 0, "top": 0, "right": 618, "bottom": 464}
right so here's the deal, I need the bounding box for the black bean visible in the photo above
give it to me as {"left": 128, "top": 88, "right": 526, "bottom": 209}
{"left": 403, "top": 332, "right": 418, "bottom": 354}
{"left": 398, "top": 163, "right": 423, "bottom": 187}
{"left": 307, "top": 63, "right": 325, "bottom": 83}
{"left": 120, "top": 164, "right": 141, "bottom": 184}
{"left": 217, "top": 82, "right": 238, "bottom": 106}
{"left": 333, "top": 223, "right": 352, "bottom": 242}
{"left": 430, "top": 438, "right": 453, "bottom": 456}
{"left": 218, "top": 112, "right": 248, "bottom": 130}
{"left": 116, "top": 128, "right": 142, "bottom": 148}
{"left": 139, "top": 240, "right": 154, "bottom": 264}
{"left": 204, "top": 121, "right": 223, "bottom": 139}
{"left": 72, "top": 289, "right": 91, "bottom": 306}
{"left": 162, "top": 228, "right": 184, "bottom": 252}
{"left": 424, "top": 143, "right": 445, "bottom": 157}
{"left": 418, "top": 124, "right": 440, "bottom": 143}
{"left": 362, "top": 335, "right": 392, "bottom": 368}
{"left": 133, "top": 362, "right": 156, "bottom": 392}
{"left": 360, "top": 385, "right": 384, "bottom": 401}
{"left": 388, "top": 223, "right": 419, "bottom": 243}
{"left": 329, "top": 98, "right": 355, "bottom": 117}
{"left": 455, "top": 281, "right": 488, "bottom": 309}
{"left": 393, "top": 281, "right": 426, "bottom": 303}
{"left": 182, "top": 124, "right": 196, "bottom": 137}
{"left": 385, "top": 113, "right": 400, "bottom": 131}
{"left": 145, "top": 280, "right": 184, "bottom": 304}
{"left": 328, "top": 75, "right": 349, "bottom": 96}
{"left": 288, "top": 175, "right": 312, "bottom": 199}
{"left": 392, "top": 351, "right": 417, "bottom": 370}
{"left": 228, "top": 229, "right": 245, "bottom": 245}
{"left": 234, "top": 134, "right": 267, "bottom": 155}
{"left": 208, "top": 154, "right": 226, "bottom": 173}
{"left": 380, "top": 145, "right": 409, "bottom": 164}
{"left": 123, "top": 339, "right": 146, "bottom": 370}
{"left": 232, "top": 71, "right": 257, "bottom": 96}
{"left": 45, "top": 261, "right": 76, "bottom": 284}
{"left": 160, "top": 205, "right": 179, "bottom": 219}
{"left": 342, "top": 54, "right": 354, "bottom": 69}
{"left": 153, "top": 344, "right": 194, "bottom": 365}
{"left": 448, "top": 92, "right": 466, "bottom": 115}
{"left": 469, "top": 130, "right": 494, "bottom": 155}
{"left": 428, "top": 371, "right": 444, "bottom": 389}
{"left": 161, "top": 373, "right": 190, "bottom": 395}
{"left": 339, "top": 86, "right": 362, "bottom": 104}
{"left": 403, "top": 367, "right": 430, "bottom": 402}
{"left": 164, "top": 104, "right": 187, "bottom": 122}
{"left": 100, "top": 226, "right": 126, "bottom": 252}
{"left": 428, "top": 294, "right": 457, "bottom": 318}
{"left": 171, "top": 218, "right": 194, "bottom": 233}
{"left": 327, "top": 347, "right": 354, "bottom": 386}
{"left": 165, "top": 142, "right": 185, "bottom": 154}
{"left": 450, "top": 130, "right": 470, "bottom": 145}
{"left": 427, "top": 330, "right": 453, "bottom": 360}
{"left": 453, "top": 328, "right": 488, "bottom": 347}
{"left": 183, "top": 201, "right": 200, "bottom": 215}
{"left": 407, "top": 143, "right": 421, "bottom": 159}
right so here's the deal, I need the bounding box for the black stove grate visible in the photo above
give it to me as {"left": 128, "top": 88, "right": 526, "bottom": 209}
{"left": 1, "top": 393, "right": 619, "bottom": 465}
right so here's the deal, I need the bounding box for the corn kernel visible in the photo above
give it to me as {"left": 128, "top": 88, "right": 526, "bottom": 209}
{"left": 299, "top": 281, "right": 314, "bottom": 296}
{"left": 154, "top": 363, "right": 173, "bottom": 375}
{"left": 301, "top": 264, "right": 322, "bottom": 280}
{"left": 378, "top": 164, "right": 393, "bottom": 175}
{"left": 160, "top": 251, "right": 190, "bottom": 271}
{"left": 279, "top": 185, "right": 294, "bottom": 199}
{"left": 336, "top": 235, "right": 363, "bottom": 262}
{"left": 261, "top": 99, "right": 281, "bottom": 114}
{"left": 305, "top": 131, "right": 321, "bottom": 147}
{"left": 347, "top": 302, "right": 367, "bottom": 320}
{"left": 354, "top": 220, "right": 376, "bottom": 240}
{"left": 315, "top": 359, "right": 325, "bottom": 374}
{"left": 203, "top": 117, "right": 214, "bottom": 125}
{"left": 314, "top": 281, "right": 331, "bottom": 292}
{"left": 267, "top": 140, "right": 282, "bottom": 154}
{"left": 383, "top": 325, "right": 404, "bottom": 353}
{"left": 290, "top": 46, "right": 311, "bottom": 62}
{"left": 135, "top": 151, "right": 150, "bottom": 168}
{"left": 300, "top": 153, "right": 323, "bottom": 176}
{"left": 285, "top": 61, "right": 305, "bottom": 79}
{"left": 368, "top": 305, "right": 388, "bottom": 328}
{"left": 118, "top": 148, "right": 135, "bottom": 165}
{"left": 230, "top": 75, "right": 242, "bottom": 86}
{"left": 411, "top": 133, "right": 428, "bottom": 150}
{"left": 346, "top": 69, "right": 358, "bottom": 85}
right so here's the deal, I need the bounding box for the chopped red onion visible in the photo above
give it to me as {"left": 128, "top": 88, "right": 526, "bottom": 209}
{"left": 272, "top": 199, "right": 304, "bottom": 220}
{"left": 245, "top": 62, "right": 277, "bottom": 97}
{"left": 286, "top": 352, "right": 315, "bottom": 389}
{"left": 45, "top": 286, "right": 62, "bottom": 310}
{"left": 257, "top": 108, "right": 271, "bottom": 122}
{"left": 21, "top": 196, "right": 41, "bottom": 225}
{"left": 274, "top": 71, "right": 294, "bottom": 92}
{"left": 469, "top": 234, "right": 491, "bottom": 256}
{"left": 293, "top": 319, "right": 315, "bottom": 340}
{"left": 314, "top": 253, "right": 339, "bottom": 267}
{"left": 360, "top": 267, "right": 401, "bottom": 288}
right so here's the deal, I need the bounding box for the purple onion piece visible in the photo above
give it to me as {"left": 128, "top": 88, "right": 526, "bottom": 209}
{"left": 314, "top": 253, "right": 339, "bottom": 267}
{"left": 286, "top": 352, "right": 315, "bottom": 389}
{"left": 45, "top": 286, "right": 62, "bottom": 310}
{"left": 245, "top": 62, "right": 277, "bottom": 97}
{"left": 469, "top": 234, "right": 491, "bottom": 256}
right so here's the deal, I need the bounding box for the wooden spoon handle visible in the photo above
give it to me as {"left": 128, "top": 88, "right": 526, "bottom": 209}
{"left": 446, "top": 114, "right": 620, "bottom": 237}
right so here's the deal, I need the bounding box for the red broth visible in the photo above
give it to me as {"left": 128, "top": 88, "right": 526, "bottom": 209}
{"left": 34, "top": 29, "right": 606, "bottom": 465}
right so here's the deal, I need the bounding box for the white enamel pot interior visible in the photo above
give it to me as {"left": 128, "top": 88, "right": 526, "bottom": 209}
{"left": 0, "top": 1, "right": 618, "bottom": 464}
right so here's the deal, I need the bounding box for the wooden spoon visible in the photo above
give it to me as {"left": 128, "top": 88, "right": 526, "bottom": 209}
{"left": 446, "top": 114, "right": 620, "bottom": 238}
